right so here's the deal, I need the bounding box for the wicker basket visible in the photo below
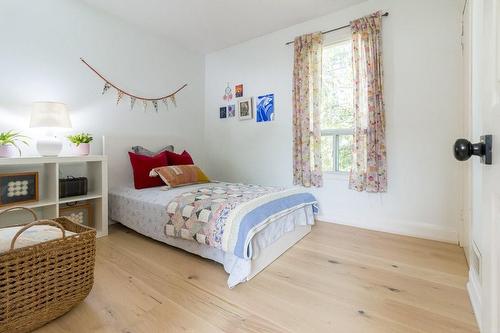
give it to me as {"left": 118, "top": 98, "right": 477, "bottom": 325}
{"left": 0, "top": 207, "right": 96, "bottom": 333}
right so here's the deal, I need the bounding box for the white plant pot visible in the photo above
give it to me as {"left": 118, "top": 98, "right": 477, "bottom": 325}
{"left": 72, "top": 143, "right": 90, "bottom": 156}
{"left": 0, "top": 145, "right": 19, "bottom": 158}
{"left": 36, "top": 137, "right": 63, "bottom": 157}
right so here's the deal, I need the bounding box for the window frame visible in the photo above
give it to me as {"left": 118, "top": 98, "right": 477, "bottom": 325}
{"left": 321, "top": 128, "right": 354, "bottom": 174}
{"left": 321, "top": 34, "right": 354, "bottom": 176}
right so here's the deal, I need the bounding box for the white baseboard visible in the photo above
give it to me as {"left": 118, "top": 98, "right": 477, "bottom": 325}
{"left": 316, "top": 214, "right": 458, "bottom": 244}
{"left": 467, "top": 268, "right": 482, "bottom": 332}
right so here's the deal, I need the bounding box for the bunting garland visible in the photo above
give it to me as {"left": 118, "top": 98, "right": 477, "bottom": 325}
{"left": 81, "top": 58, "right": 187, "bottom": 112}
{"left": 102, "top": 82, "right": 111, "bottom": 95}
{"left": 116, "top": 90, "right": 124, "bottom": 105}
{"left": 161, "top": 98, "right": 169, "bottom": 110}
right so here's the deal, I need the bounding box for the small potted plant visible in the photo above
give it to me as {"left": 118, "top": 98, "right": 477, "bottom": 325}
{"left": 68, "top": 133, "right": 93, "bottom": 156}
{"left": 0, "top": 130, "right": 29, "bottom": 158}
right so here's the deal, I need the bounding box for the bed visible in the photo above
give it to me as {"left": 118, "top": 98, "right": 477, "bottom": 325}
{"left": 105, "top": 136, "right": 317, "bottom": 288}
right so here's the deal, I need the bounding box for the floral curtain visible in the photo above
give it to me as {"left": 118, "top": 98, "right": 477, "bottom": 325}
{"left": 348, "top": 11, "right": 387, "bottom": 192}
{"left": 293, "top": 32, "right": 323, "bottom": 187}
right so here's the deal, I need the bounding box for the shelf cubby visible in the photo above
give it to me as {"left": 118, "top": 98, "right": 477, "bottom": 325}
{"left": 0, "top": 156, "right": 107, "bottom": 237}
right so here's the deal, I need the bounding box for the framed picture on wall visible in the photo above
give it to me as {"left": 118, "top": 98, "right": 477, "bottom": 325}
{"left": 228, "top": 104, "right": 236, "bottom": 117}
{"left": 235, "top": 84, "right": 244, "bottom": 98}
{"left": 60, "top": 202, "right": 93, "bottom": 227}
{"left": 237, "top": 97, "right": 253, "bottom": 120}
{"left": 219, "top": 106, "right": 227, "bottom": 119}
{"left": 0, "top": 172, "right": 39, "bottom": 207}
{"left": 256, "top": 94, "right": 275, "bottom": 122}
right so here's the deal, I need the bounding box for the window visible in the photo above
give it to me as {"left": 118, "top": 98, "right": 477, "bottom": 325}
{"left": 321, "top": 39, "right": 354, "bottom": 173}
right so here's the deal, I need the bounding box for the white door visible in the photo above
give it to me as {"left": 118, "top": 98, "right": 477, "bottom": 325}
{"left": 463, "top": 0, "right": 500, "bottom": 332}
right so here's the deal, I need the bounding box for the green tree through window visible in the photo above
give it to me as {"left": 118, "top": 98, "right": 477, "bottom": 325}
{"left": 321, "top": 39, "right": 354, "bottom": 173}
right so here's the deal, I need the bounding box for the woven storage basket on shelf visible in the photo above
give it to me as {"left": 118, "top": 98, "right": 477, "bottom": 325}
{"left": 0, "top": 207, "right": 96, "bottom": 333}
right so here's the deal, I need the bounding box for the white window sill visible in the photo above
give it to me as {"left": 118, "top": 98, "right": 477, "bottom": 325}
{"left": 323, "top": 172, "right": 349, "bottom": 181}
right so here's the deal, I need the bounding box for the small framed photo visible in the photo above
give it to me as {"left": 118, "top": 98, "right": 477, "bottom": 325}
{"left": 219, "top": 106, "right": 227, "bottom": 119}
{"left": 235, "top": 84, "right": 243, "bottom": 98}
{"left": 0, "top": 172, "right": 39, "bottom": 207}
{"left": 60, "top": 202, "right": 93, "bottom": 227}
{"left": 238, "top": 97, "right": 253, "bottom": 120}
{"left": 256, "top": 94, "right": 275, "bottom": 122}
{"left": 228, "top": 104, "right": 236, "bottom": 117}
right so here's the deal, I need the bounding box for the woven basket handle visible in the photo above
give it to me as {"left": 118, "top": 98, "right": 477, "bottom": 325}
{"left": 0, "top": 206, "right": 38, "bottom": 221}
{"left": 10, "top": 220, "right": 66, "bottom": 251}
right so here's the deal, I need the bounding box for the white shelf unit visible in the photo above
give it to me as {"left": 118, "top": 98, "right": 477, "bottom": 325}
{"left": 0, "top": 155, "right": 108, "bottom": 237}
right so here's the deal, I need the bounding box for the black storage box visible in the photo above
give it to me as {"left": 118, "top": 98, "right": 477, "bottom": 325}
{"left": 59, "top": 177, "right": 88, "bottom": 198}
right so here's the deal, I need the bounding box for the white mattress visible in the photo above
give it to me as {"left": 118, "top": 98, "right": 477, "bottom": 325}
{"left": 109, "top": 183, "right": 314, "bottom": 287}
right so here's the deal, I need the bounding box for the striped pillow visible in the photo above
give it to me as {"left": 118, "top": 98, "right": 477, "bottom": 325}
{"left": 152, "top": 165, "right": 209, "bottom": 188}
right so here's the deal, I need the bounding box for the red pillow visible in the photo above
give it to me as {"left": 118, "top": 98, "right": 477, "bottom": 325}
{"left": 166, "top": 150, "right": 194, "bottom": 165}
{"left": 128, "top": 151, "right": 168, "bottom": 189}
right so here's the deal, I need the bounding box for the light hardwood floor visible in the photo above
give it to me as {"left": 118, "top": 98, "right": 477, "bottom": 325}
{"left": 37, "top": 222, "right": 478, "bottom": 333}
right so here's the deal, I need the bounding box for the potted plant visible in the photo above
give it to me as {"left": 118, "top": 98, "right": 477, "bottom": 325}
{"left": 68, "top": 133, "right": 93, "bottom": 156}
{"left": 0, "top": 130, "right": 29, "bottom": 158}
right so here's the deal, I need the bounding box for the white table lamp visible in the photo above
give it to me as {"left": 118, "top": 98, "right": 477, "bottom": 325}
{"left": 30, "top": 102, "right": 72, "bottom": 156}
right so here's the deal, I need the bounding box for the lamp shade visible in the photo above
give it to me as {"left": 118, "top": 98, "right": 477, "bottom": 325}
{"left": 30, "top": 102, "right": 72, "bottom": 129}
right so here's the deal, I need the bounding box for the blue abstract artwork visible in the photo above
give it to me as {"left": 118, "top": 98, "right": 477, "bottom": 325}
{"left": 256, "top": 94, "right": 275, "bottom": 122}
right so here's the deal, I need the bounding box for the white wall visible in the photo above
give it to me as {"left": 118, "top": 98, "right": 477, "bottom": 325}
{"left": 0, "top": 0, "right": 206, "bottom": 165}
{"left": 204, "top": 0, "right": 464, "bottom": 242}
{"left": 0, "top": 0, "right": 465, "bottom": 243}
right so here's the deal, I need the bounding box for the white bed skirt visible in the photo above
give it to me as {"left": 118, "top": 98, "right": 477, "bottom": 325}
{"left": 109, "top": 185, "right": 314, "bottom": 287}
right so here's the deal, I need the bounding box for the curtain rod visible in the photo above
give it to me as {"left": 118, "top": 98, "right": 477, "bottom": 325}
{"left": 285, "top": 12, "right": 389, "bottom": 46}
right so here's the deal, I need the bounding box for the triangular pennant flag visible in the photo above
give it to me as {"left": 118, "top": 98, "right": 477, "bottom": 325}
{"left": 142, "top": 100, "right": 148, "bottom": 112}
{"left": 130, "top": 97, "right": 136, "bottom": 110}
{"left": 102, "top": 82, "right": 111, "bottom": 95}
{"left": 162, "top": 98, "right": 169, "bottom": 110}
{"left": 170, "top": 95, "right": 177, "bottom": 107}
{"left": 116, "top": 90, "right": 124, "bottom": 105}
{"left": 152, "top": 100, "right": 159, "bottom": 113}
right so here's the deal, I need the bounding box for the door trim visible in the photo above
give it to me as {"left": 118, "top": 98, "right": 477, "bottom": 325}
{"left": 468, "top": 268, "right": 483, "bottom": 332}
